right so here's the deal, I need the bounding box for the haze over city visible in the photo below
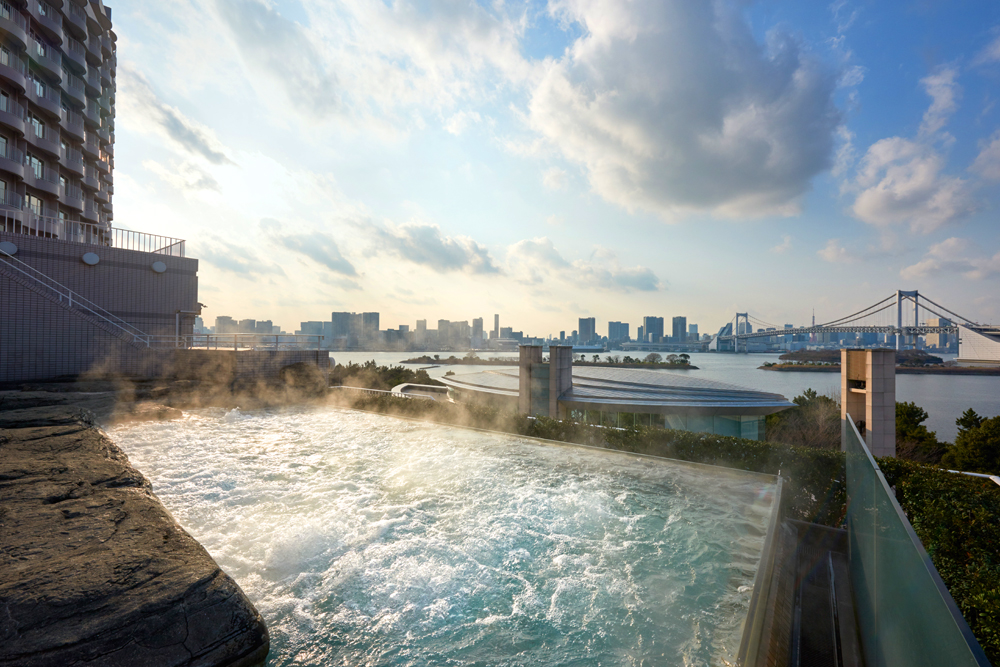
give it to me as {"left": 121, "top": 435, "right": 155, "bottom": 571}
{"left": 111, "top": 0, "right": 1000, "bottom": 332}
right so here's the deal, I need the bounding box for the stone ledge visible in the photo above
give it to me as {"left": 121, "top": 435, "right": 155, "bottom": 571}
{"left": 0, "top": 406, "right": 269, "bottom": 667}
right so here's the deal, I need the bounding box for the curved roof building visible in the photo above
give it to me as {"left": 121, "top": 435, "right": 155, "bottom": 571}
{"left": 439, "top": 345, "right": 793, "bottom": 440}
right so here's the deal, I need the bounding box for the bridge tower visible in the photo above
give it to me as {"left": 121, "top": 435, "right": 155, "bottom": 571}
{"left": 896, "top": 290, "right": 919, "bottom": 350}
{"left": 735, "top": 313, "right": 749, "bottom": 353}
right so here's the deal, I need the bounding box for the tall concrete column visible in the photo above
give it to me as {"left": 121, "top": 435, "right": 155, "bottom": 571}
{"left": 518, "top": 345, "right": 543, "bottom": 415}
{"left": 548, "top": 346, "right": 573, "bottom": 418}
{"left": 842, "top": 348, "right": 896, "bottom": 456}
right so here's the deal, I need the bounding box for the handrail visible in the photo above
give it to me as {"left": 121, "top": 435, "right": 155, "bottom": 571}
{"left": 0, "top": 244, "right": 152, "bottom": 344}
{"left": 1, "top": 213, "right": 187, "bottom": 257}
{"left": 169, "top": 333, "right": 326, "bottom": 350}
{"left": 0, "top": 1, "right": 28, "bottom": 29}
{"left": 331, "top": 385, "right": 431, "bottom": 399}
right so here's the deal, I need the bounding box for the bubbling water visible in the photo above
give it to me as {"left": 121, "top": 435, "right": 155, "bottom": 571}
{"left": 112, "top": 408, "right": 776, "bottom": 667}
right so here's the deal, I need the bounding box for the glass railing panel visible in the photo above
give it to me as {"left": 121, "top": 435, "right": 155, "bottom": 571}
{"left": 844, "top": 418, "right": 990, "bottom": 667}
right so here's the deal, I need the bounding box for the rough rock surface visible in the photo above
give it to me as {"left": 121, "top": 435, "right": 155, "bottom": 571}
{"left": 0, "top": 404, "right": 269, "bottom": 666}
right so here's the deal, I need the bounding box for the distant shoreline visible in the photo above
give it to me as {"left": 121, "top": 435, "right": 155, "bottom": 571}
{"left": 760, "top": 364, "right": 1000, "bottom": 375}
{"left": 400, "top": 356, "right": 699, "bottom": 370}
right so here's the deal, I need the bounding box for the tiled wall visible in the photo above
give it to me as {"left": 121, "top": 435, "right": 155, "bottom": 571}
{"left": 1, "top": 232, "right": 198, "bottom": 382}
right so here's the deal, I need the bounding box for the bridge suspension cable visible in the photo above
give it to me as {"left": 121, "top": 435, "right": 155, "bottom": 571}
{"left": 815, "top": 294, "right": 897, "bottom": 328}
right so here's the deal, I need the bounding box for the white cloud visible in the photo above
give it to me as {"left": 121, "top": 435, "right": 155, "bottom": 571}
{"left": 973, "top": 34, "right": 1000, "bottom": 66}
{"left": 506, "top": 238, "right": 662, "bottom": 292}
{"left": 851, "top": 138, "right": 973, "bottom": 232}
{"left": 118, "top": 66, "right": 233, "bottom": 164}
{"left": 900, "top": 237, "right": 1000, "bottom": 280}
{"left": 771, "top": 235, "right": 792, "bottom": 254}
{"left": 372, "top": 221, "right": 500, "bottom": 274}
{"left": 971, "top": 131, "right": 1000, "bottom": 181}
{"left": 542, "top": 167, "right": 567, "bottom": 190}
{"left": 918, "top": 67, "right": 960, "bottom": 139}
{"left": 817, "top": 239, "right": 856, "bottom": 263}
{"left": 524, "top": 0, "right": 841, "bottom": 220}
{"left": 444, "top": 111, "right": 482, "bottom": 135}
{"left": 848, "top": 67, "right": 974, "bottom": 233}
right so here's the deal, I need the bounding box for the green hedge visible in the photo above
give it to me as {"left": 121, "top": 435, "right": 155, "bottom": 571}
{"left": 877, "top": 458, "right": 1000, "bottom": 664}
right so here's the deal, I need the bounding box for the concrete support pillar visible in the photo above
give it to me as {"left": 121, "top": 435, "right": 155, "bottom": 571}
{"left": 548, "top": 346, "right": 573, "bottom": 418}
{"left": 842, "top": 348, "right": 896, "bottom": 457}
{"left": 518, "top": 345, "right": 543, "bottom": 415}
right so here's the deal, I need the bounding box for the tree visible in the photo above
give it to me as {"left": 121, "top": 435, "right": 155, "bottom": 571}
{"left": 957, "top": 409, "right": 984, "bottom": 436}
{"left": 464, "top": 351, "right": 479, "bottom": 361}
{"left": 942, "top": 415, "right": 1000, "bottom": 474}
{"left": 644, "top": 353, "right": 662, "bottom": 363}
{"left": 766, "top": 389, "right": 841, "bottom": 449}
{"left": 679, "top": 353, "right": 690, "bottom": 360}
{"left": 592, "top": 355, "right": 600, "bottom": 363}
{"left": 666, "top": 354, "right": 678, "bottom": 363}
{"left": 896, "top": 401, "right": 946, "bottom": 463}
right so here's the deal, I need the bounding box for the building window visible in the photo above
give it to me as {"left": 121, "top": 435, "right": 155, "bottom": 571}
{"left": 59, "top": 174, "right": 66, "bottom": 189}
{"left": 31, "top": 32, "right": 47, "bottom": 58}
{"left": 0, "top": 91, "right": 7, "bottom": 114}
{"left": 0, "top": 135, "right": 7, "bottom": 157}
{"left": 26, "top": 193, "right": 43, "bottom": 216}
{"left": 0, "top": 179, "right": 7, "bottom": 206}
{"left": 0, "top": 47, "right": 9, "bottom": 68}
{"left": 27, "top": 154, "right": 43, "bottom": 179}
{"left": 29, "top": 114, "right": 43, "bottom": 138}
{"left": 0, "top": 3, "right": 9, "bottom": 20}
{"left": 31, "top": 76, "right": 45, "bottom": 98}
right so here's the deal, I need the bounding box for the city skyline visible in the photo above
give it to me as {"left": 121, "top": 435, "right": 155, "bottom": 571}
{"left": 110, "top": 1, "right": 1000, "bottom": 332}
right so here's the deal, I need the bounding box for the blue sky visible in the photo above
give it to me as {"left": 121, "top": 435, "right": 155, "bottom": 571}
{"left": 110, "top": 0, "right": 1000, "bottom": 335}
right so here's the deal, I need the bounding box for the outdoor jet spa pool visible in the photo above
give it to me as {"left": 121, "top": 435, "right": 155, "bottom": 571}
{"left": 111, "top": 408, "right": 779, "bottom": 667}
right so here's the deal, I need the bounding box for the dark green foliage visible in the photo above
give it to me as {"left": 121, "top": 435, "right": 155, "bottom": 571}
{"left": 766, "top": 388, "right": 841, "bottom": 450}
{"left": 942, "top": 415, "right": 1000, "bottom": 475}
{"left": 878, "top": 457, "right": 1000, "bottom": 664}
{"left": 896, "top": 401, "right": 946, "bottom": 463}
{"left": 329, "top": 361, "right": 443, "bottom": 391}
{"left": 957, "top": 409, "right": 985, "bottom": 436}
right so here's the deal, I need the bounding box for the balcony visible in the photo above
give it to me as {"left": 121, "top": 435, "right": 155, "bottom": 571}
{"left": 95, "top": 156, "right": 109, "bottom": 173}
{"left": 62, "top": 69, "right": 86, "bottom": 105}
{"left": 82, "top": 165, "right": 98, "bottom": 190}
{"left": 0, "top": 142, "right": 25, "bottom": 179}
{"left": 24, "top": 161, "right": 61, "bottom": 196}
{"left": 0, "top": 53, "right": 27, "bottom": 91}
{"left": 26, "top": 123, "right": 60, "bottom": 157}
{"left": 0, "top": 189, "right": 23, "bottom": 215}
{"left": 27, "top": 0, "right": 63, "bottom": 45}
{"left": 94, "top": 185, "right": 108, "bottom": 203}
{"left": 100, "top": 62, "right": 110, "bottom": 86}
{"left": 61, "top": 106, "right": 85, "bottom": 141}
{"left": 64, "top": 0, "right": 87, "bottom": 40}
{"left": 83, "top": 66, "right": 100, "bottom": 96}
{"left": 64, "top": 36, "right": 87, "bottom": 72}
{"left": 0, "top": 95, "right": 25, "bottom": 134}
{"left": 79, "top": 200, "right": 98, "bottom": 222}
{"left": 0, "top": 1, "right": 28, "bottom": 50}
{"left": 60, "top": 144, "right": 84, "bottom": 176}
{"left": 85, "top": 33, "right": 101, "bottom": 65}
{"left": 25, "top": 80, "right": 62, "bottom": 118}
{"left": 27, "top": 38, "right": 61, "bottom": 81}
{"left": 81, "top": 133, "right": 99, "bottom": 158}
{"left": 61, "top": 181, "right": 84, "bottom": 210}
{"left": 83, "top": 97, "right": 100, "bottom": 126}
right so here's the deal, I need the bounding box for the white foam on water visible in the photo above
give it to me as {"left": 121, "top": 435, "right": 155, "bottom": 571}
{"left": 112, "top": 407, "right": 777, "bottom": 667}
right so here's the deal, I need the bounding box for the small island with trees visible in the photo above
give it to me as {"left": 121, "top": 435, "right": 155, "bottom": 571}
{"left": 400, "top": 352, "right": 699, "bottom": 369}
{"left": 760, "top": 349, "right": 1000, "bottom": 375}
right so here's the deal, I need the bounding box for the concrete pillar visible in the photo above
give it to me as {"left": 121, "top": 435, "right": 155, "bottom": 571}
{"left": 518, "top": 345, "right": 543, "bottom": 415}
{"left": 548, "top": 346, "right": 573, "bottom": 418}
{"left": 841, "top": 348, "right": 896, "bottom": 457}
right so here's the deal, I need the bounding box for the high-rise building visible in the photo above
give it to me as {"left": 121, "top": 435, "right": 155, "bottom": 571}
{"left": 255, "top": 320, "right": 273, "bottom": 335}
{"left": 672, "top": 316, "right": 687, "bottom": 343}
{"left": 608, "top": 321, "right": 629, "bottom": 342}
{"left": 637, "top": 325, "right": 645, "bottom": 342}
{"left": 238, "top": 319, "right": 256, "bottom": 333}
{"left": 578, "top": 317, "right": 596, "bottom": 344}
{"left": 331, "top": 312, "right": 352, "bottom": 338}
{"left": 362, "top": 312, "right": 379, "bottom": 339}
{"left": 688, "top": 324, "right": 698, "bottom": 342}
{"left": 926, "top": 318, "right": 952, "bottom": 348}
{"left": 472, "top": 317, "right": 483, "bottom": 341}
{"left": 494, "top": 314, "right": 500, "bottom": 337}
{"left": 215, "top": 316, "right": 236, "bottom": 334}
{"left": 0, "top": 2, "right": 117, "bottom": 234}
{"left": 642, "top": 316, "right": 663, "bottom": 343}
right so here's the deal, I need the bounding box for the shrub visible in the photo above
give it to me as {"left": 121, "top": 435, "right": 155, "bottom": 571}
{"left": 942, "top": 412, "right": 1000, "bottom": 475}
{"left": 878, "top": 457, "right": 1000, "bottom": 664}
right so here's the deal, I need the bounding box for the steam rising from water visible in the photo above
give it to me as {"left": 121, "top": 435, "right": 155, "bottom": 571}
{"left": 112, "top": 408, "right": 776, "bottom": 666}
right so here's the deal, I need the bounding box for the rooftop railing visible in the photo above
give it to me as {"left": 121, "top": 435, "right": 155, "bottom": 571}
{"left": 844, "top": 417, "right": 991, "bottom": 667}
{"left": 0, "top": 213, "right": 186, "bottom": 256}
{"left": 154, "top": 334, "right": 326, "bottom": 350}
